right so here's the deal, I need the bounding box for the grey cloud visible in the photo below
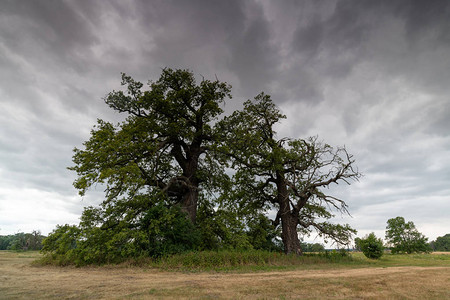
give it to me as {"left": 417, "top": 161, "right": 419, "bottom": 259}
{"left": 131, "top": 0, "right": 246, "bottom": 70}
{"left": 1, "top": 0, "right": 449, "bottom": 240}
{"left": 269, "top": 0, "right": 450, "bottom": 107}
{"left": 0, "top": 0, "right": 99, "bottom": 74}
{"left": 226, "top": 2, "right": 279, "bottom": 97}
{"left": 394, "top": 0, "right": 450, "bottom": 44}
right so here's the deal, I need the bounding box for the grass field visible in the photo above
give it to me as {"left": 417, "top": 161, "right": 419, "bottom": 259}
{"left": 1, "top": 251, "right": 449, "bottom": 299}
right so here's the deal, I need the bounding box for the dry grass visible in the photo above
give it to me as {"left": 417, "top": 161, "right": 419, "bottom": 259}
{"left": 1, "top": 251, "right": 449, "bottom": 299}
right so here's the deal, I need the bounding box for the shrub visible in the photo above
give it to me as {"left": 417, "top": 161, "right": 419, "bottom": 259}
{"left": 40, "top": 204, "right": 202, "bottom": 266}
{"left": 359, "top": 233, "right": 384, "bottom": 259}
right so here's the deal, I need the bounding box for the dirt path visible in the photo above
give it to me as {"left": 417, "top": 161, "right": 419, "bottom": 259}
{"left": 1, "top": 253, "right": 449, "bottom": 299}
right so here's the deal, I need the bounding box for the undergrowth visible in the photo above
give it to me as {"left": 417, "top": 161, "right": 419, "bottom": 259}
{"left": 37, "top": 249, "right": 355, "bottom": 271}
{"left": 150, "top": 249, "right": 354, "bottom": 271}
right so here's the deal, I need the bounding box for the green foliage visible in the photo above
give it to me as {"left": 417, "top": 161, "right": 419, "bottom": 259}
{"left": 42, "top": 225, "right": 79, "bottom": 255}
{"left": 301, "top": 242, "right": 325, "bottom": 252}
{"left": 429, "top": 234, "right": 450, "bottom": 251}
{"left": 323, "top": 249, "right": 350, "bottom": 262}
{"left": 246, "top": 214, "right": 283, "bottom": 252}
{"left": 195, "top": 199, "right": 280, "bottom": 251}
{"left": 385, "top": 217, "right": 430, "bottom": 254}
{"left": 358, "top": 233, "right": 384, "bottom": 259}
{"left": 354, "top": 237, "right": 362, "bottom": 251}
{"left": 7, "top": 233, "right": 27, "bottom": 251}
{"left": 217, "top": 93, "right": 360, "bottom": 254}
{"left": 41, "top": 205, "right": 201, "bottom": 266}
{"left": 140, "top": 204, "right": 201, "bottom": 257}
{"left": 152, "top": 249, "right": 353, "bottom": 271}
{"left": 46, "top": 68, "right": 362, "bottom": 264}
{"left": 0, "top": 231, "right": 45, "bottom": 251}
{"left": 69, "top": 68, "right": 232, "bottom": 225}
{"left": 0, "top": 235, "right": 15, "bottom": 250}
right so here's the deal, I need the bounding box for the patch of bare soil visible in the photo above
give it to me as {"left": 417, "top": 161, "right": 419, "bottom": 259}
{"left": 1, "top": 252, "right": 449, "bottom": 299}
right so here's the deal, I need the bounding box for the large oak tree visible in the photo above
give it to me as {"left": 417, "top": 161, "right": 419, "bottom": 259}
{"left": 218, "top": 93, "right": 361, "bottom": 255}
{"left": 49, "top": 69, "right": 362, "bottom": 262}
{"left": 70, "top": 68, "right": 231, "bottom": 225}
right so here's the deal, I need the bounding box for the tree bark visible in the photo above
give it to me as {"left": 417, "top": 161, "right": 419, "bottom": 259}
{"left": 281, "top": 212, "right": 303, "bottom": 255}
{"left": 179, "top": 146, "right": 200, "bottom": 224}
{"left": 276, "top": 172, "right": 303, "bottom": 255}
{"left": 181, "top": 186, "right": 198, "bottom": 224}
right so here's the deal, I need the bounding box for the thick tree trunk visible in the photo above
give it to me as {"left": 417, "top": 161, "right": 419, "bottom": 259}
{"left": 281, "top": 212, "right": 303, "bottom": 255}
{"left": 181, "top": 185, "right": 198, "bottom": 224}
{"left": 276, "top": 172, "right": 303, "bottom": 255}
{"left": 180, "top": 149, "right": 200, "bottom": 224}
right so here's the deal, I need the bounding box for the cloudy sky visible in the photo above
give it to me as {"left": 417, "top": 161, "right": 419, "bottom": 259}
{"left": 1, "top": 0, "right": 449, "bottom": 244}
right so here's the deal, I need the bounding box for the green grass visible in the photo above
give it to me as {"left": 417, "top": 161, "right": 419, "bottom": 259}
{"left": 34, "top": 249, "right": 450, "bottom": 272}
{"left": 149, "top": 249, "right": 356, "bottom": 272}
{"left": 350, "top": 252, "right": 450, "bottom": 267}
{"left": 150, "top": 250, "right": 450, "bottom": 272}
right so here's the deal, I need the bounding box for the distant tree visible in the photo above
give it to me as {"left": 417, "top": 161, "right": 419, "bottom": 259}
{"left": 28, "top": 230, "right": 44, "bottom": 250}
{"left": 9, "top": 233, "right": 28, "bottom": 251}
{"left": 0, "top": 231, "right": 45, "bottom": 251}
{"left": 429, "top": 234, "right": 450, "bottom": 251}
{"left": 354, "top": 237, "right": 362, "bottom": 251}
{"left": 385, "top": 217, "right": 430, "bottom": 254}
{"left": 359, "top": 233, "right": 384, "bottom": 259}
{"left": 301, "top": 241, "right": 325, "bottom": 252}
{"left": 0, "top": 235, "right": 14, "bottom": 250}
{"left": 217, "top": 93, "right": 361, "bottom": 255}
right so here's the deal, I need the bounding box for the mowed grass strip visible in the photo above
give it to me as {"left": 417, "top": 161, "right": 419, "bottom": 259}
{"left": 1, "top": 251, "right": 449, "bottom": 299}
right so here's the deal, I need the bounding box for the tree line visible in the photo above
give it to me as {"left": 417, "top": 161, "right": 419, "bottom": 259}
{"left": 0, "top": 231, "right": 45, "bottom": 251}
{"left": 40, "top": 68, "right": 364, "bottom": 264}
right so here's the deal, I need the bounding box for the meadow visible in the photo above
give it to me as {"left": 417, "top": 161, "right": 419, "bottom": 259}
{"left": 1, "top": 250, "right": 449, "bottom": 299}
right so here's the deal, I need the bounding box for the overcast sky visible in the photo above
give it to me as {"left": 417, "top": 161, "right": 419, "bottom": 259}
{"left": 1, "top": 0, "right": 449, "bottom": 244}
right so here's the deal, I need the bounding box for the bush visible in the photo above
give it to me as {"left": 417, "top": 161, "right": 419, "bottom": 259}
{"left": 359, "top": 233, "right": 384, "bottom": 259}
{"left": 140, "top": 204, "right": 201, "bottom": 257}
{"left": 301, "top": 242, "right": 325, "bottom": 253}
{"left": 40, "top": 204, "right": 202, "bottom": 266}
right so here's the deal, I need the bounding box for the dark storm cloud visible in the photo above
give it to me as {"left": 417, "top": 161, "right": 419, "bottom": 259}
{"left": 259, "top": 0, "right": 450, "bottom": 107}
{"left": 1, "top": 0, "right": 449, "bottom": 239}
{"left": 128, "top": 0, "right": 279, "bottom": 97}
{"left": 0, "top": 0, "right": 99, "bottom": 72}
{"left": 395, "top": 0, "right": 450, "bottom": 43}
{"left": 225, "top": 1, "right": 279, "bottom": 97}
{"left": 0, "top": 0, "right": 107, "bottom": 120}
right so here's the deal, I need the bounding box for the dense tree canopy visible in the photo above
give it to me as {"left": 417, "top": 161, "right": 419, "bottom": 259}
{"left": 385, "top": 217, "right": 430, "bottom": 254}
{"left": 70, "top": 68, "right": 231, "bottom": 224}
{"left": 42, "top": 69, "right": 361, "bottom": 264}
